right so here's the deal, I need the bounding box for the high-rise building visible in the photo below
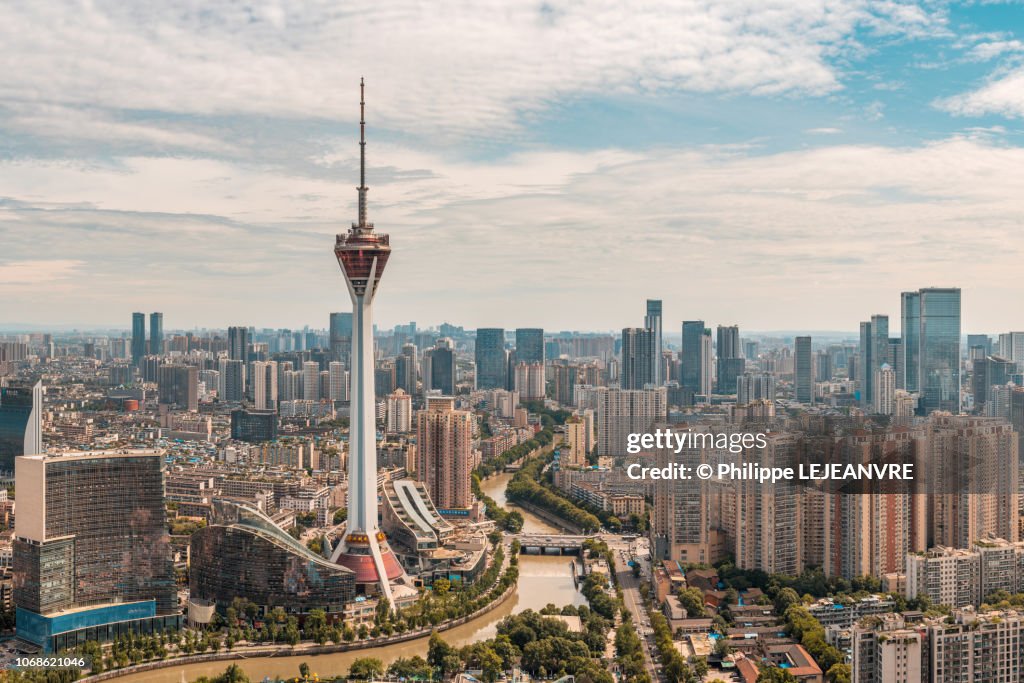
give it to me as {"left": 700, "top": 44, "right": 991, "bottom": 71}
{"left": 851, "top": 614, "right": 924, "bottom": 683}
{"left": 645, "top": 300, "right": 663, "bottom": 385}
{"left": 794, "top": 336, "right": 813, "bottom": 403}
{"left": 901, "top": 292, "right": 920, "bottom": 393}
{"left": 874, "top": 364, "right": 895, "bottom": 415}
{"left": 0, "top": 380, "right": 42, "bottom": 471}
{"left": 997, "top": 331, "right": 1024, "bottom": 366}
{"left": 301, "top": 361, "right": 320, "bottom": 401}
{"left": 425, "top": 340, "right": 456, "bottom": 396}
{"left": 736, "top": 373, "right": 775, "bottom": 404}
{"left": 131, "top": 312, "right": 146, "bottom": 366}
{"left": 328, "top": 361, "right": 349, "bottom": 402}
{"left": 973, "top": 355, "right": 1015, "bottom": 411}
{"left": 252, "top": 360, "right": 278, "bottom": 410}
{"left": 591, "top": 386, "right": 667, "bottom": 456}
{"left": 563, "top": 417, "right": 588, "bottom": 467}
{"left": 228, "top": 326, "right": 250, "bottom": 363}
{"left": 903, "top": 288, "right": 962, "bottom": 414}
{"left": 328, "top": 81, "right": 405, "bottom": 601}
{"left": 475, "top": 328, "right": 507, "bottom": 390}
{"left": 157, "top": 364, "right": 198, "bottom": 412}
{"left": 968, "top": 333, "right": 993, "bottom": 357}
{"left": 927, "top": 415, "right": 1018, "bottom": 548}
{"left": 680, "top": 321, "right": 707, "bottom": 403}
{"left": 386, "top": 388, "right": 413, "bottom": 434}
{"left": 13, "top": 451, "right": 178, "bottom": 652}
{"left": 514, "top": 361, "right": 545, "bottom": 400}
{"left": 220, "top": 358, "right": 245, "bottom": 402}
{"left": 149, "top": 312, "right": 163, "bottom": 356}
{"left": 858, "top": 314, "right": 889, "bottom": 408}
{"left": 395, "top": 343, "right": 418, "bottom": 393}
{"left": 621, "top": 327, "right": 656, "bottom": 390}
{"left": 329, "top": 312, "right": 353, "bottom": 364}
{"left": 716, "top": 325, "right": 743, "bottom": 394}
{"left": 515, "top": 328, "right": 544, "bottom": 365}
{"left": 416, "top": 396, "right": 474, "bottom": 512}
{"left": 919, "top": 287, "right": 962, "bottom": 414}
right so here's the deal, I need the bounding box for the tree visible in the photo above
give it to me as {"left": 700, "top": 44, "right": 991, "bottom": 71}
{"left": 826, "top": 663, "right": 852, "bottom": 683}
{"left": 677, "top": 587, "right": 708, "bottom": 618}
{"left": 757, "top": 667, "right": 799, "bottom": 682}
{"left": 299, "top": 662, "right": 311, "bottom": 679}
{"left": 349, "top": 657, "right": 385, "bottom": 680}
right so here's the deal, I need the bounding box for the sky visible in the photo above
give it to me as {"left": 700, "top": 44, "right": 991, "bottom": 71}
{"left": 1, "top": 0, "right": 1023, "bottom": 334}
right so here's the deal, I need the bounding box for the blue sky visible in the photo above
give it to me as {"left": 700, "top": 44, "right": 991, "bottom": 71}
{"left": 1, "top": 0, "right": 1023, "bottom": 333}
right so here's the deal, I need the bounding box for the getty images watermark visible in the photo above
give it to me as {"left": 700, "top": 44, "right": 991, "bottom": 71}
{"left": 624, "top": 428, "right": 915, "bottom": 483}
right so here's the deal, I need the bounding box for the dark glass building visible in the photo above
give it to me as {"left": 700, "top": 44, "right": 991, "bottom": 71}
{"left": 716, "top": 325, "right": 743, "bottom": 394}
{"left": 131, "top": 312, "right": 146, "bottom": 366}
{"left": 190, "top": 500, "right": 355, "bottom": 616}
{"left": 158, "top": 364, "right": 198, "bottom": 411}
{"left": 794, "top": 336, "right": 813, "bottom": 403}
{"left": 329, "top": 312, "right": 353, "bottom": 364}
{"left": 515, "top": 328, "right": 545, "bottom": 364}
{"left": 230, "top": 409, "right": 278, "bottom": 443}
{"left": 474, "top": 328, "right": 507, "bottom": 389}
{"left": 918, "top": 287, "right": 962, "bottom": 414}
{"left": 149, "top": 312, "right": 163, "bottom": 356}
{"left": 427, "top": 343, "right": 456, "bottom": 396}
{"left": 228, "top": 326, "right": 250, "bottom": 363}
{"left": 621, "top": 327, "right": 655, "bottom": 390}
{"left": 680, "top": 321, "right": 706, "bottom": 401}
{"left": 13, "top": 451, "right": 179, "bottom": 652}
{"left": 645, "top": 300, "right": 663, "bottom": 385}
{"left": 0, "top": 380, "right": 42, "bottom": 471}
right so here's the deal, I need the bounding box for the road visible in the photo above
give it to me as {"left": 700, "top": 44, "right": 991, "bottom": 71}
{"left": 608, "top": 538, "right": 660, "bottom": 682}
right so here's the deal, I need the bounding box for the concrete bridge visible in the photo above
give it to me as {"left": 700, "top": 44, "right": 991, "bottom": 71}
{"left": 511, "top": 533, "right": 590, "bottom": 555}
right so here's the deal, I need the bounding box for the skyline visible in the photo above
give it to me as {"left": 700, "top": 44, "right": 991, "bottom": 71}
{"left": 2, "top": 1, "right": 1024, "bottom": 329}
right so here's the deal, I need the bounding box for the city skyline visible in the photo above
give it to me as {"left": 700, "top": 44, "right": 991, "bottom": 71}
{"left": 2, "top": 2, "right": 1024, "bottom": 330}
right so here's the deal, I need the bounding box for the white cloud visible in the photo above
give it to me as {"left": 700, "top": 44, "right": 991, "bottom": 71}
{"left": 0, "top": 259, "right": 84, "bottom": 285}
{"left": 2, "top": 137, "right": 1022, "bottom": 330}
{"left": 938, "top": 66, "right": 1024, "bottom": 118}
{"left": 0, "top": 0, "right": 946, "bottom": 141}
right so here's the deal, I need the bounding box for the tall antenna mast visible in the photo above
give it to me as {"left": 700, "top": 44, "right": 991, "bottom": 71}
{"left": 356, "top": 77, "right": 370, "bottom": 229}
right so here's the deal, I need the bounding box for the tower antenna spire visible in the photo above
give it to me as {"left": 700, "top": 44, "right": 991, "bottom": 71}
{"left": 357, "top": 77, "right": 370, "bottom": 229}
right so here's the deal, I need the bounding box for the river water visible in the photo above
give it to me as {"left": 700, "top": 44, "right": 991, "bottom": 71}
{"left": 114, "top": 472, "right": 584, "bottom": 683}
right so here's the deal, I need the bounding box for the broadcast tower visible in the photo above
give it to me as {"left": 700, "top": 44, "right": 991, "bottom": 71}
{"left": 330, "top": 80, "right": 404, "bottom": 603}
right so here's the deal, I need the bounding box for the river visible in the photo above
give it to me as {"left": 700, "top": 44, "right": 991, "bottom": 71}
{"left": 114, "top": 472, "right": 584, "bottom": 683}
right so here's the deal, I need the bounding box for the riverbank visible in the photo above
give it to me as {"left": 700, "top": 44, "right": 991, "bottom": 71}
{"left": 81, "top": 578, "right": 519, "bottom": 683}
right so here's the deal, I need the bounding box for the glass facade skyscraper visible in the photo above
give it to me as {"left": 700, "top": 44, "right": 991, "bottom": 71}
{"left": 131, "top": 312, "right": 146, "bottom": 366}
{"left": 645, "top": 300, "right": 663, "bottom": 385}
{"left": 149, "top": 311, "right": 163, "bottom": 356}
{"left": 681, "top": 321, "right": 709, "bottom": 402}
{"left": 794, "top": 336, "right": 813, "bottom": 403}
{"left": 919, "top": 287, "right": 961, "bottom": 414}
{"left": 0, "top": 380, "right": 42, "bottom": 471}
{"left": 515, "top": 328, "right": 545, "bottom": 364}
{"left": 13, "top": 451, "right": 178, "bottom": 652}
{"left": 475, "top": 328, "right": 507, "bottom": 389}
{"left": 621, "top": 327, "right": 656, "bottom": 390}
{"left": 901, "top": 292, "right": 921, "bottom": 392}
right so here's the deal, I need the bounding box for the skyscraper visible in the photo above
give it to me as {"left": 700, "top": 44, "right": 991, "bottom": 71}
{"left": 220, "top": 358, "right": 245, "bottom": 402}
{"left": 395, "top": 343, "right": 418, "bottom": 394}
{"left": 679, "top": 323, "right": 712, "bottom": 403}
{"left": 426, "top": 340, "right": 456, "bottom": 396}
{"left": 302, "top": 361, "right": 321, "bottom": 401}
{"left": 794, "top": 336, "right": 813, "bottom": 403}
{"left": 621, "top": 327, "right": 656, "bottom": 390}
{"left": 0, "top": 380, "right": 42, "bottom": 470}
{"left": 329, "top": 312, "right": 353, "bottom": 364}
{"left": 149, "top": 312, "right": 163, "bottom": 356}
{"left": 475, "top": 328, "right": 507, "bottom": 389}
{"left": 157, "top": 364, "right": 198, "bottom": 411}
{"left": 228, "top": 326, "right": 249, "bottom": 363}
{"left": 252, "top": 360, "right": 278, "bottom": 410}
{"left": 901, "top": 292, "right": 920, "bottom": 393}
{"left": 515, "top": 328, "right": 544, "bottom": 364}
{"left": 416, "top": 396, "right": 474, "bottom": 511}
{"left": 858, "top": 315, "right": 889, "bottom": 408}
{"left": 874, "top": 363, "right": 895, "bottom": 415}
{"left": 328, "top": 81, "right": 405, "bottom": 602}
{"left": 645, "top": 300, "right": 663, "bottom": 385}
{"left": 716, "top": 325, "right": 743, "bottom": 394}
{"left": 918, "top": 287, "right": 962, "bottom": 414}
{"left": 13, "top": 450, "right": 178, "bottom": 652}
{"left": 131, "top": 312, "right": 146, "bottom": 366}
